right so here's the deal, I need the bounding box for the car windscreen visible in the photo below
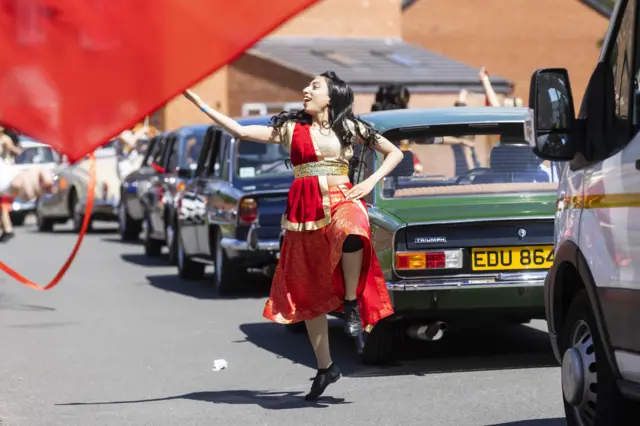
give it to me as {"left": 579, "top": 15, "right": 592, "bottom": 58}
{"left": 234, "top": 140, "right": 291, "bottom": 179}
{"left": 14, "top": 146, "right": 57, "bottom": 165}
{"left": 379, "top": 123, "right": 560, "bottom": 199}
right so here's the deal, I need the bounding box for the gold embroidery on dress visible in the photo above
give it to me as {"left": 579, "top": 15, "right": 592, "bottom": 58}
{"left": 293, "top": 162, "right": 349, "bottom": 178}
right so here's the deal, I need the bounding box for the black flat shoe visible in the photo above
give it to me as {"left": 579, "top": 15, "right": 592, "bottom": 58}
{"left": 343, "top": 300, "right": 363, "bottom": 337}
{"left": 305, "top": 363, "right": 341, "bottom": 401}
{"left": 0, "top": 232, "right": 14, "bottom": 243}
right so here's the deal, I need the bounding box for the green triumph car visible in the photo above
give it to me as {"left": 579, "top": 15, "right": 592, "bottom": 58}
{"left": 353, "top": 106, "right": 559, "bottom": 364}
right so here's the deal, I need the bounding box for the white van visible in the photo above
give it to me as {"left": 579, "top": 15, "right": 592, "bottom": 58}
{"left": 527, "top": 0, "right": 640, "bottom": 424}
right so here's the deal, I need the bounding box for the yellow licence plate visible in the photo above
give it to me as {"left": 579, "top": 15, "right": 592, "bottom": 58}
{"left": 471, "top": 246, "right": 554, "bottom": 271}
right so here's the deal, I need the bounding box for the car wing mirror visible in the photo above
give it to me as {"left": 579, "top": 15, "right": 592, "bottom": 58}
{"left": 528, "top": 68, "right": 577, "bottom": 161}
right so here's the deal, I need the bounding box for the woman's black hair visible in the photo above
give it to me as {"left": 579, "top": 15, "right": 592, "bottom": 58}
{"left": 269, "top": 71, "right": 379, "bottom": 175}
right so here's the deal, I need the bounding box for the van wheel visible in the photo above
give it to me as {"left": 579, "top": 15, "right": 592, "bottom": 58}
{"left": 560, "top": 292, "right": 640, "bottom": 425}
{"left": 361, "top": 319, "right": 395, "bottom": 365}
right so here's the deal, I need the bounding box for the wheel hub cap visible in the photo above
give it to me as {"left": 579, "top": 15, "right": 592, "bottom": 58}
{"left": 562, "top": 347, "right": 584, "bottom": 405}
{"left": 563, "top": 319, "right": 597, "bottom": 425}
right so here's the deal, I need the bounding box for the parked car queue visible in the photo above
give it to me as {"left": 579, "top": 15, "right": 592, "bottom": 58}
{"left": 109, "top": 107, "right": 561, "bottom": 367}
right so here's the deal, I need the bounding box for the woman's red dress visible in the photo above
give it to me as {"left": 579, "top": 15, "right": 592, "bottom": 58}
{"left": 262, "top": 122, "right": 394, "bottom": 330}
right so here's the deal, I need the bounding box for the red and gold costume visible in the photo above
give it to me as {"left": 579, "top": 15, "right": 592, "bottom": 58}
{"left": 263, "top": 121, "right": 394, "bottom": 329}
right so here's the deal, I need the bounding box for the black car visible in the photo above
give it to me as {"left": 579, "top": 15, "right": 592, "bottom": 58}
{"left": 145, "top": 125, "right": 206, "bottom": 260}
{"left": 119, "top": 133, "right": 166, "bottom": 241}
{"left": 118, "top": 125, "right": 206, "bottom": 259}
{"left": 175, "top": 116, "right": 293, "bottom": 294}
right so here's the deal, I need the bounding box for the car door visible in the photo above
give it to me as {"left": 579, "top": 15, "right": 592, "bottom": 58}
{"left": 148, "top": 133, "right": 177, "bottom": 238}
{"left": 123, "top": 137, "right": 159, "bottom": 221}
{"left": 179, "top": 127, "right": 217, "bottom": 257}
{"left": 197, "top": 131, "right": 231, "bottom": 258}
{"left": 143, "top": 134, "right": 171, "bottom": 222}
{"left": 193, "top": 129, "right": 226, "bottom": 258}
{"left": 578, "top": 0, "right": 640, "bottom": 380}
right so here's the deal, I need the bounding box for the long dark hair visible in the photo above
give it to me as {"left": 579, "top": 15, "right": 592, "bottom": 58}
{"left": 270, "top": 71, "right": 379, "bottom": 174}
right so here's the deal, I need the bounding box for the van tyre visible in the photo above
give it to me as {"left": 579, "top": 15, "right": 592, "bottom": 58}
{"left": 176, "top": 227, "right": 205, "bottom": 280}
{"left": 360, "top": 319, "right": 395, "bottom": 365}
{"left": 560, "top": 292, "right": 640, "bottom": 425}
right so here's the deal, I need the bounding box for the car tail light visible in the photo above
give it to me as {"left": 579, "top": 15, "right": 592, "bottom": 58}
{"left": 57, "top": 176, "right": 67, "bottom": 190}
{"left": 157, "top": 185, "right": 164, "bottom": 201}
{"left": 395, "top": 250, "right": 463, "bottom": 270}
{"left": 238, "top": 197, "right": 258, "bottom": 224}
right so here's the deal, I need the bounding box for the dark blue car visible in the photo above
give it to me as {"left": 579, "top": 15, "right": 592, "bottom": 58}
{"left": 174, "top": 116, "right": 293, "bottom": 294}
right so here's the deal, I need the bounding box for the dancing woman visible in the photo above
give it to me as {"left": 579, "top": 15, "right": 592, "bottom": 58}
{"left": 184, "top": 71, "right": 403, "bottom": 401}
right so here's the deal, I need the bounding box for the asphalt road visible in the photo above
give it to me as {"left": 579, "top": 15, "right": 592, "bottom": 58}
{"left": 1, "top": 218, "right": 567, "bottom": 426}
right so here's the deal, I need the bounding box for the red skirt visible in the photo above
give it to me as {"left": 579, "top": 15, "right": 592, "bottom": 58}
{"left": 263, "top": 183, "right": 394, "bottom": 329}
{"left": 0, "top": 195, "right": 13, "bottom": 209}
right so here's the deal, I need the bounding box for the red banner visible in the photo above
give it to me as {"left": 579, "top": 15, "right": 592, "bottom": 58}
{"left": 0, "top": 0, "right": 320, "bottom": 162}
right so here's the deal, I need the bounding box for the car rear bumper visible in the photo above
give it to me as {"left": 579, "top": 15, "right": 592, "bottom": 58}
{"left": 11, "top": 198, "right": 36, "bottom": 214}
{"left": 386, "top": 271, "right": 547, "bottom": 291}
{"left": 220, "top": 225, "right": 280, "bottom": 253}
{"left": 78, "top": 198, "right": 118, "bottom": 220}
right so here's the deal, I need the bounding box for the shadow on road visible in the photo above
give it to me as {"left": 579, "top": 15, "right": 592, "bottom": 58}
{"left": 30, "top": 228, "right": 117, "bottom": 235}
{"left": 56, "top": 390, "right": 350, "bottom": 410}
{"left": 487, "top": 419, "right": 566, "bottom": 426}
{"left": 121, "top": 253, "right": 168, "bottom": 267}
{"left": 101, "top": 236, "right": 142, "bottom": 246}
{"left": 238, "top": 320, "right": 558, "bottom": 378}
{"left": 145, "top": 273, "right": 270, "bottom": 300}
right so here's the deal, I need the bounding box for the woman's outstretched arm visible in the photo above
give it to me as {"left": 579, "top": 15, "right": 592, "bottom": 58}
{"left": 184, "top": 90, "right": 282, "bottom": 144}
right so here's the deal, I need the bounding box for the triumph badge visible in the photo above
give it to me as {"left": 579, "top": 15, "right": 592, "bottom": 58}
{"left": 517, "top": 228, "right": 527, "bottom": 239}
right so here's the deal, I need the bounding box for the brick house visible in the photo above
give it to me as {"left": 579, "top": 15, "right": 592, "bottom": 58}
{"left": 402, "top": 0, "right": 610, "bottom": 107}
{"left": 154, "top": 0, "right": 512, "bottom": 130}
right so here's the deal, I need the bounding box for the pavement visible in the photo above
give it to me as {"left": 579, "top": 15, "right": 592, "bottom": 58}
{"left": 0, "top": 217, "right": 567, "bottom": 426}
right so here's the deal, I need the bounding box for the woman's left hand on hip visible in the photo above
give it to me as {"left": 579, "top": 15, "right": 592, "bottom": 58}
{"left": 345, "top": 180, "right": 375, "bottom": 200}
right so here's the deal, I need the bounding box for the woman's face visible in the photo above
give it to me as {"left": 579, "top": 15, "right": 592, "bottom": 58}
{"left": 302, "top": 76, "right": 330, "bottom": 115}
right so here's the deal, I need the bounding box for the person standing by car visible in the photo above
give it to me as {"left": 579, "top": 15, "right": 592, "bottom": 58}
{"left": 183, "top": 71, "right": 403, "bottom": 401}
{"left": 0, "top": 127, "right": 23, "bottom": 242}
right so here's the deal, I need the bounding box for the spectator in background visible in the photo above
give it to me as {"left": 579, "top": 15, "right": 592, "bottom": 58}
{"left": 371, "top": 84, "right": 424, "bottom": 173}
{"left": 479, "top": 67, "right": 524, "bottom": 107}
{"left": 0, "top": 127, "right": 23, "bottom": 242}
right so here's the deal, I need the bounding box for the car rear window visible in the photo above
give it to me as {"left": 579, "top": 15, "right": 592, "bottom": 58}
{"left": 379, "top": 125, "right": 561, "bottom": 199}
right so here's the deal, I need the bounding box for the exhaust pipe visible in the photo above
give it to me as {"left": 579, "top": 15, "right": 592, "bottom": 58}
{"left": 406, "top": 321, "right": 448, "bottom": 341}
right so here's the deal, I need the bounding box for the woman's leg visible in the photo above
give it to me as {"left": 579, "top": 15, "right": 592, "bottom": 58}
{"left": 0, "top": 202, "right": 13, "bottom": 240}
{"left": 341, "top": 235, "right": 364, "bottom": 336}
{"left": 304, "top": 314, "right": 341, "bottom": 401}
{"left": 305, "top": 314, "right": 332, "bottom": 369}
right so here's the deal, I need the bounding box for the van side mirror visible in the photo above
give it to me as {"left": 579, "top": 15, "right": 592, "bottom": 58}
{"left": 528, "top": 68, "right": 577, "bottom": 161}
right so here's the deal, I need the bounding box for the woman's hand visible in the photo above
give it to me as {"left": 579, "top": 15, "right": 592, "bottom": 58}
{"left": 183, "top": 89, "right": 203, "bottom": 107}
{"left": 344, "top": 179, "right": 376, "bottom": 201}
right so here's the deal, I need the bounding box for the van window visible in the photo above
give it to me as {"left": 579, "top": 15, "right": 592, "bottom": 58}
{"left": 605, "top": 0, "right": 637, "bottom": 151}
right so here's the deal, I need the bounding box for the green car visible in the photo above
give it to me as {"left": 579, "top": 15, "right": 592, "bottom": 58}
{"left": 355, "top": 106, "right": 558, "bottom": 364}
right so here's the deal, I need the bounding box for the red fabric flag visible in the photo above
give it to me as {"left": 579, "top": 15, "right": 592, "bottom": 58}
{"left": 0, "top": 0, "right": 320, "bottom": 162}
